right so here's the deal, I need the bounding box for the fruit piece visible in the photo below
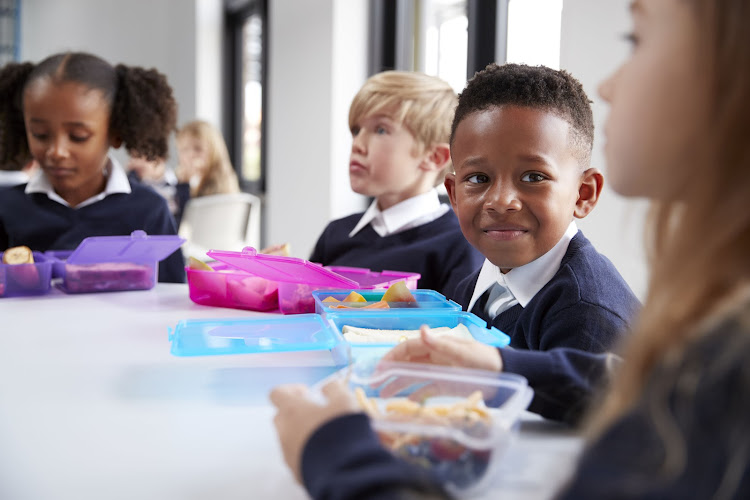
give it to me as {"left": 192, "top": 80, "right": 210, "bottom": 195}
{"left": 3, "top": 246, "right": 40, "bottom": 289}
{"left": 343, "top": 291, "right": 366, "bottom": 303}
{"left": 322, "top": 296, "right": 340, "bottom": 303}
{"left": 363, "top": 300, "right": 390, "bottom": 309}
{"left": 3, "top": 246, "right": 34, "bottom": 264}
{"left": 381, "top": 281, "right": 416, "bottom": 303}
{"left": 188, "top": 256, "right": 213, "bottom": 271}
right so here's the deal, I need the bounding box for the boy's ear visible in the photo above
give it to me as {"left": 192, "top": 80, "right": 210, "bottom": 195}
{"left": 574, "top": 168, "right": 604, "bottom": 219}
{"left": 421, "top": 142, "right": 451, "bottom": 172}
{"left": 444, "top": 172, "right": 459, "bottom": 213}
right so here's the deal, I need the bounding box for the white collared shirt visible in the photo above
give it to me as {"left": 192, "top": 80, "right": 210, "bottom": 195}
{"left": 25, "top": 156, "right": 131, "bottom": 209}
{"left": 348, "top": 189, "right": 451, "bottom": 238}
{"left": 466, "top": 221, "right": 579, "bottom": 313}
{"left": 0, "top": 170, "right": 30, "bottom": 187}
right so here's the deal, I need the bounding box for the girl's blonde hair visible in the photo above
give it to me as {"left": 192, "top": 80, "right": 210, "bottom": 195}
{"left": 591, "top": 0, "right": 750, "bottom": 442}
{"left": 349, "top": 71, "right": 457, "bottom": 182}
{"left": 177, "top": 120, "right": 239, "bottom": 197}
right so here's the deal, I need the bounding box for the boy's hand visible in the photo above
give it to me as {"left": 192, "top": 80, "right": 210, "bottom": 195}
{"left": 381, "top": 326, "right": 503, "bottom": 373}
{"left": 269, "top": 380, "right": 361, "bottom": 483}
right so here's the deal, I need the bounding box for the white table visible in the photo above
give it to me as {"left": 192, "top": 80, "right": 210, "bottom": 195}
{"left": 0, "top": 284, "right": 582, "bottom": 500}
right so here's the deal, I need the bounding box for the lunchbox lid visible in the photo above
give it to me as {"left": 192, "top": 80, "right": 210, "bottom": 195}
{"left": 65, "top": 230, "right": 185, "bottom": 265}
{"left": 168, "top": 313, "right": 347, "bottom": 357}
{"left": 207, "top": 247, "right": 359, "bottom": 288}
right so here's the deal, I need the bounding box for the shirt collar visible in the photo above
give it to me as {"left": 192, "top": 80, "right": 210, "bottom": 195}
{"left": 467, "top": 221, "right": 579, "bottom": 311}
{"left": 349, "top": 189, "right": 447, "bottom": 237}
{"left": 25, "top": 155, "right": 132, "bottom": 208}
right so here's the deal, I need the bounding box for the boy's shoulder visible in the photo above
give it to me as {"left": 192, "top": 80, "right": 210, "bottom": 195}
{"left": 542, "top": 231, "right": 640, "bottom": 315}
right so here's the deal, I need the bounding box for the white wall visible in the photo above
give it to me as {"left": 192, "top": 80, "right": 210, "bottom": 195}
{"left": 560, "top": 0, "right": 649, "bottom": 299}
{"left": 266, "top": 0, "right": 368, "bottom": 258}
{"left": 19, "top": 0, "right": 221, "bottom": 161}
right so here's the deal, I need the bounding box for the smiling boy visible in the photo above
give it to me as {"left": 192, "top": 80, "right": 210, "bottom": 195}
{"left": 446, "top": 63, "right": 639, "bottom": 352}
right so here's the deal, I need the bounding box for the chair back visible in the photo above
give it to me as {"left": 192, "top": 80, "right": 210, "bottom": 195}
{"left": 179, "top": 193, "right": 261, "bottom": 260}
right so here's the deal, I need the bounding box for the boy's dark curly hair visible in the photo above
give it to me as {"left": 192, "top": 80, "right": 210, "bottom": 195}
{"left": 0, "top": 52, "right": 177, "bottom": 167}
{"left": 451, "top": 63, "right": 594, "bottom": 167}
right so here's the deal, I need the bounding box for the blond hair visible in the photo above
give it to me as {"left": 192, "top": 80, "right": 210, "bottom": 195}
{"left": 591, "top": 0, "right": 750, "bottom": 452}
{"left": 349, "top": 71, "right": 457, "bottom": 182}
{"left": 177, "top": 120, "right": 239, "bottom": 197}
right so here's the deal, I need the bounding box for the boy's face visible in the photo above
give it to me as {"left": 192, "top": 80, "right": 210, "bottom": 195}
{"left": 349, "top": 113, "right": 429, "bottom": 210}
{"left": 446, "top": 106, "right": 585, "bottom": 271}
{"left": 24, "top": 79, "right": 114, "bottom": 206}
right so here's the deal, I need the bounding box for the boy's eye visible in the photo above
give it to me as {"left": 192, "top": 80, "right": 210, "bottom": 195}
{"left": 467, "top": 174, "right": 489, "bottom": 184}
{"left": 70, "top": 135, "right": 89, "bottom": 143}
{"left": 375, "top": 126, "right": 388, "bottom": 135}
{"left": 351, "top": 126, "right": 360, "bottom": 136}
{"left": 521, "top": 172, "right": 547, "bottom": 183}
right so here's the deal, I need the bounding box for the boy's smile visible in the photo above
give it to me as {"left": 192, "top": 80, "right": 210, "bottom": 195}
{"left": 446, "top": 105, "right": 600, "bottom": 271}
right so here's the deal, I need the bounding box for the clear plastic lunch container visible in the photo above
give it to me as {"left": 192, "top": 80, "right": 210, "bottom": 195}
{"left": 324, "top": 310, "right": 510, "bottom": 351}
{"left": 46, "top": 230, "right": 184, "bottom": 293}
{"left": 312, "top": 288, "right": 462, "bottom": 315}
{"left": 312, "top": 359, "right": 533, "bottom": 496}
{"left": 168, "top": 313, "right": 350, "bottom": 365}
{"left": 0, "top": 251, "right": 53, "bottom": 298}
{"left": 204, "top": 248, "right": 420, "bottom": 314}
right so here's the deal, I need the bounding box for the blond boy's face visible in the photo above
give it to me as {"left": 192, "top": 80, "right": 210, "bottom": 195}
{"left": 446, "top": 106, "right": 584, "bottom": 271}
{"left": 349, "top": 113, "right": 429, "bottom": 210}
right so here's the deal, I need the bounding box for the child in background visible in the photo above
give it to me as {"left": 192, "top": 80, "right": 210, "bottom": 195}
{"left": 175, "top": 120, "right": 240, "bottom": 200}
{"left": 271, "top": 0, "right": 750, "bottom": 498}
{"left": 446, "top": 63, "right": 639, "bottom": 353}
{"left": 0, "top": 52, "right": 185, "bottom": 283}
{"left": 126, "top": 154, "right": 189, "bottom": 227}
{"left": 309, "top": 71, "right": 483, "bottom": 297}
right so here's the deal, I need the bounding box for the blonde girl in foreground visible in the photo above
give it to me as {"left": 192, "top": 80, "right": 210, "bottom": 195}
{"left": 271, "top": 0, "right": 750, "bottom": 497}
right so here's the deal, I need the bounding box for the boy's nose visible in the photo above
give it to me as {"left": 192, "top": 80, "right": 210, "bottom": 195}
{"left": 485, "top": 184, "right": 522, "bottom": 212}
{"left": 351, "top": 133, "right": 367, "bottom": 154}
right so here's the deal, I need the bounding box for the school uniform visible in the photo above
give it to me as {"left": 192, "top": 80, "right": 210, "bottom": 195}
{"left": 299, "top": 299, "right": 750, "bottom": 500}
{"left": 310, "top": 189, "right": 484, "bottom": 296}
{"left": 0, "top": 170, "right": 30, "bottom": 189}
{"left": 452, "top": 223, "right": 640, "bottom": 353}
{"left": 0, "top": 157, "right": 185, "bottom": 283}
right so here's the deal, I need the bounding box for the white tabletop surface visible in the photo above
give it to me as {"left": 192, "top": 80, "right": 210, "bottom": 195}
{"left": 0, "top": 284, "right": 583, "bottom": 500}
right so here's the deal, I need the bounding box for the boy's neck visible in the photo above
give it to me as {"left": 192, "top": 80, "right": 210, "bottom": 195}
{"left": 376, "top": 187, "right": 436, "bottom": 211}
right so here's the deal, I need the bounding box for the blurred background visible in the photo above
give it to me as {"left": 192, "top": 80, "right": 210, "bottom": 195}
{"left": 1, "top": 0, "right": 648, "bottom": 298}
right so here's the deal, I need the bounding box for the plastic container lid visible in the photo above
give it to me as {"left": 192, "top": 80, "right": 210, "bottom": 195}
{"left": 168, "top": 313, "right": 350, "bottom": 360}
{"left": 65, "top": 230, "right": 185, "bottom": 265}
{"left": 207, "top": 247, "right": 358, "bottom": 288}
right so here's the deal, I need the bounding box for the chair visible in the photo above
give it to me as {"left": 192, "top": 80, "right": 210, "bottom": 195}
{"left": 178, "top": 193, "right": 261, "bottom": 261}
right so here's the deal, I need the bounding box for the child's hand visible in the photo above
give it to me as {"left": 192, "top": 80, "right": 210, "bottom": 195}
{"left": 381, "top": 325, "right": 503, "bottom": 373}
{"left": 269, "top": 380, "right": 361, "bottom": 483}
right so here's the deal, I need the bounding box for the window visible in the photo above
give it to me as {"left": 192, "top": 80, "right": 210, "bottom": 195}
{"left": 371, "top": 0, "right": 564, "bottom": 80}
{"left": 417, "top": 0, "right": 468, "bottom": 93}
{"left": 225, "top": 0, "right": 266, "bottom": 195}
{"left": 0, "top": 0, "right": 20, "bottom": 66}
{"left": 506, "top": 0, "right": 563, "bottom": 69}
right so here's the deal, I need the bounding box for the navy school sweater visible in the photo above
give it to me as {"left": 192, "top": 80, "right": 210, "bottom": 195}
{"left": 299, "top": 304, "right": 750, "bottom": 500}
{"left": 310, "top": 210, "right": 484, "bottom": 297}
{"left": 0, "top": 182, "right": 185, "bottom": 283}
{"left": 451, "top": 231, "right": 639, "bottom": 422}
{"left": 452, "top": 231, "right": 640, "bottom": 353}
